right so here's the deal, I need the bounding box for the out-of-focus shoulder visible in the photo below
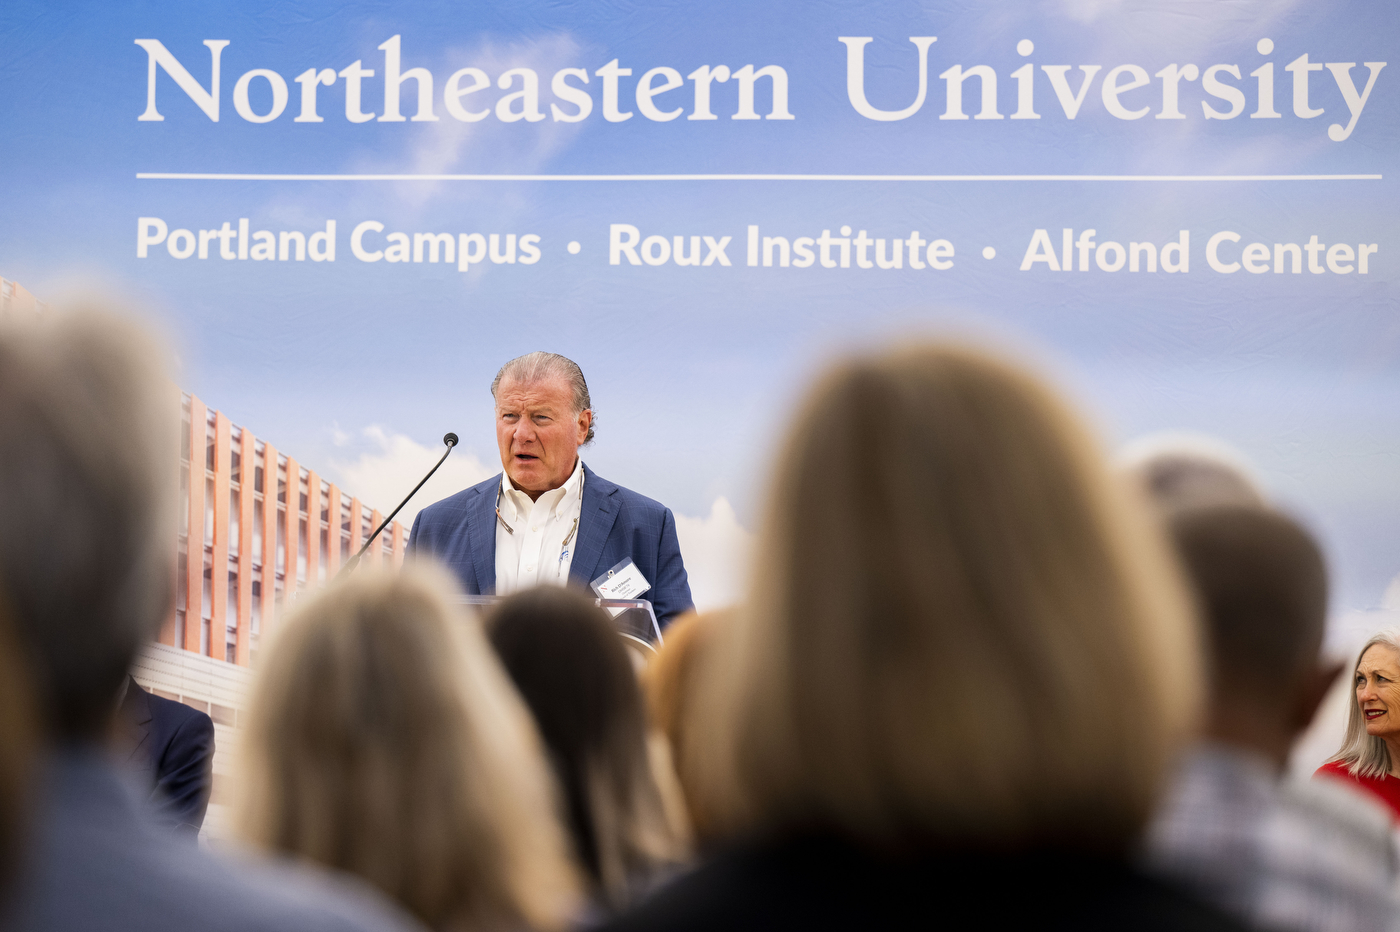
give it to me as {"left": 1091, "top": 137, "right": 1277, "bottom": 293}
{"left": 1291, "top": 770, "right": 1395, "bottom": 836}
{"left": 200, "top": 845, "right": 429, "bottom": 932}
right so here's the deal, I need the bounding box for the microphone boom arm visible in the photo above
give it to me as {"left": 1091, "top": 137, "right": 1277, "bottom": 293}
{"left": 339, "top": 432, "right": 458, "bottom": 578}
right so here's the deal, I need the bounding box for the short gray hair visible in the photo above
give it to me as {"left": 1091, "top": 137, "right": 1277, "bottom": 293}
{"left": 0, "top": 307, "right": 175, "bottom": 739}
{"left": 491, "top": 352, "right": 595, "bottom": 444}
{"left": 1119, "top": 432, "right": 1265, "bottom": 515}
{"left": 1331, "top": 629, "right": 1400, "bottom": 779}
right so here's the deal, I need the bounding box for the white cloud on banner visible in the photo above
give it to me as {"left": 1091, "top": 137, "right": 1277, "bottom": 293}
{"left": 330, "top": 426, "right": 494, "bottom": 532}
{"left": 329, "top": 427, "right": 753, "bottom": 612}
{"left": 330, "top": 32, "right": 593, "bottom": 213}
{"left": 1385, "top": 573, "right": 1400, "bottom": 612}
{"left": 1061, "top": 0, "right": 1122, "bottom": 24}
{"left": 1062, "top": 0, "right": 1305, "bottom": 33}
{"left": 405, "top": 34, "right": 589, "bottom": 177}
{"left": 674, "top": 497, "right": 752, "bottom": 613}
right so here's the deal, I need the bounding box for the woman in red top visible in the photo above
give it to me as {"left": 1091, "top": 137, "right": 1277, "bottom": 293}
{"left": 1316, "top": 630, "right": 1400, "bottom": 819}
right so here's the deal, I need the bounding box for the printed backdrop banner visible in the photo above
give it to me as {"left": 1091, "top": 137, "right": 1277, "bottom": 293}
{"left": 1, "top": 0, "right": 1396, "bottom": 622}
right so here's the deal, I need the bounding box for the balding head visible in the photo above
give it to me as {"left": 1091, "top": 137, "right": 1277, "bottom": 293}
{"left": 1120, "top": 433, "right": 1265, "bottom": 515}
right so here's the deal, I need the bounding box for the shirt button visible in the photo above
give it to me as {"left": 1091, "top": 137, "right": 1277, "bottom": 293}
{"left": 525, "top": 564, "right": 535, "bottom": 572}
{"left": 531, "top": 526, "right": 538, "bottom": 532}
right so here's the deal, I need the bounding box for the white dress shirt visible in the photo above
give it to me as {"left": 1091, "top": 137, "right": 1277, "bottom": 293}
{"left": 494, "top": 457, "right": 585, "bottom": 595}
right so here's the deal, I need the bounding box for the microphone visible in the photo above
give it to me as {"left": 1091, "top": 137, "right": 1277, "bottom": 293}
{"left": 339, "top": 432, "right": 458, "bottom": 578}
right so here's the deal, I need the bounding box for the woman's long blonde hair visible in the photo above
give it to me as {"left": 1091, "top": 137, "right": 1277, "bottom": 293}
{"left": 1329, "top": 629, "right": 1400, "bottom": 779}
{"left": 687, "top": 342, "right": 1202, "bottom": 851}
{"left": 642, "top": 608, "right": 729, "bottom": 841}
{"left": 235, "top": 564, "right": 579, "bottom": 930}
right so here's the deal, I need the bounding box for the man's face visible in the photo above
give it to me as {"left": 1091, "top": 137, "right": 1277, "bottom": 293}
{"left": 495, "top": 376, "right": 592, "bottom": 496}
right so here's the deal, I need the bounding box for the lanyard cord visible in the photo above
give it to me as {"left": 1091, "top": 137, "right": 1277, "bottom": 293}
{"left": 496, "top": 468, "right": 585, "bottom": 544}
{"left": 495, "top": 487, "right": 514, "bottom": 534}
{"left": 556, "top": 517, "right": 580, "bottom": 569}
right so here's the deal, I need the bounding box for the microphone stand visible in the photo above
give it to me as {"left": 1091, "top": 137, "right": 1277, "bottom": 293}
{"left": 337, "top": 432, "right": 458, "bottom": 579}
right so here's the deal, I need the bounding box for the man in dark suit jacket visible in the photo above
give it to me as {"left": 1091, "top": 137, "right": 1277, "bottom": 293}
{"left": 408, "top": 352, "right": 693, "bottom": 629}
{"left": 115, "top": 675, "right": 215, "bottom": 837}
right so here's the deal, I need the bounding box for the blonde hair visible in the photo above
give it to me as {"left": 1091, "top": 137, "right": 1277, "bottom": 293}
{"left": 688, "top": 342, "right": 1201, "bottom": 851}
{"left": 1330, "top": 629, "right": 1400, "bottom": 779}
{"left": 235, "top": 565, "right": 579, "bottom": 930}
{"left": 641, "top": 608, "right": 729, "bottom": 840}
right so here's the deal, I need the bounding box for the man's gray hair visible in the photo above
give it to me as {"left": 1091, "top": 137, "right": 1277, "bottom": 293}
{"left": 491, "top": 351, "right": 595, "bottom": 444}
{"left": 0, "top": 307, "right": 176, "bottom": 740}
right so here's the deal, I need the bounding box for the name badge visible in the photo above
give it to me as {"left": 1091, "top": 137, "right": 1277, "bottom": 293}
{"left": 591, "top": 557, "right": 652, "bottom": 601}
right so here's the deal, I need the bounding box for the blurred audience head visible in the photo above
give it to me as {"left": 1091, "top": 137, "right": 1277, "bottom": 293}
{"left": 692, "top": 342, "right": 1201, "bottom": 852}
{"left": 1120, "top": 432, "right": 1266, "bottom": 516}
{"left": 0, "top": 597, "right": 35, "bottom": 890}
{"left": 641, "top": 609, "right": 728, "bottom": 841}
{"left": 487, "top": 587, "right": 687, "bottom": 910}
{"left": 0, "top": 307, "right": 174, "bottom": 742}
{"left": 1333, "top": 629, "right": 1400, "bottom": 779}
{"left": 1168, "top": 505, "right": 1332, "bottom": 766}
{"left": 236, "top": 565, "right": 579, "bottom": 931}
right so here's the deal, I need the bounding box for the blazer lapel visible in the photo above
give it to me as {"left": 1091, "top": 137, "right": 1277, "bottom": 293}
{"left": 469, "top": 477, "right": 500, "bottom": 595}
{"left": 116, "top": 676, "right": 153, "bottom": 767}
{"left": 569, "top": 463, "right": 620, "bottom": 588}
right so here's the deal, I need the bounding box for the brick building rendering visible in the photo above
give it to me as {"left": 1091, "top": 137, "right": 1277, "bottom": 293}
{"left": 164, "top": 393, "right": 407, "bottom": 668}
{"left": 3, "top": 277, "right": 407, "bottom": 670}
{"left": 3, "top": 276, "right": 410, "bottom": 834}
{"left": 0, "top": 276, "right": 47, "bottom": 319}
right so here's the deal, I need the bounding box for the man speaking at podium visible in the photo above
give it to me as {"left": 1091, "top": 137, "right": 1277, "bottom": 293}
{"left": 407, "top": 352, "right": 693, "bottom": 629}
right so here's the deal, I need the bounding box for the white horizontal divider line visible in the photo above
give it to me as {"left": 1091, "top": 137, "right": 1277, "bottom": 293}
{"left": 135, "top": 172, "right": 1384, "bottom": 182}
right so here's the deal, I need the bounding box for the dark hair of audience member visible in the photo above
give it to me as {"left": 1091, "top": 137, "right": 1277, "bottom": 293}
{"left": 685, "top": 342, "right": 1202, "bottom": 853}
{"left": 640, "top": 609, "right": 727, "bottom": 843}
{"left": 487, "top": 587, "right": 688, "bottom": 911}
{"left": 0, "top": 309, "right": 175, "bottom": 742}
{"left": 236, "top": 565, "right": 580, "bottom": 931}
{"left": 0, "top": 594, "right": 34, "bottom": 894}
{"left": 1168, "top": 505, "right": 1329, "bottom": 754}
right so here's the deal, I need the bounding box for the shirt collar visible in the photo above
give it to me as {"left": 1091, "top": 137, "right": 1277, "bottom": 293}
{"left": 500, "top": 456, "right": 584, "bottom": 519}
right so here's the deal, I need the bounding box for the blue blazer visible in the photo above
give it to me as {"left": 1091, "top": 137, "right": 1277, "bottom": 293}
{"left": 115, "top": 676, "right": 214, "bottom": 837}
{"left": 407, "top": 462, "right": 694, "bottom": 629}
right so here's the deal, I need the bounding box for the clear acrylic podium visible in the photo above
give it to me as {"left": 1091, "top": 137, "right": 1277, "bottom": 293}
{"left": 458, "top": 595, "right": 663, "bottom": 655}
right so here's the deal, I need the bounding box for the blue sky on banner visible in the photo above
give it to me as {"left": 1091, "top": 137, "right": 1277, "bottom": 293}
{"left": 0, "top": 0, "right": 1396, "bottom": 613}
